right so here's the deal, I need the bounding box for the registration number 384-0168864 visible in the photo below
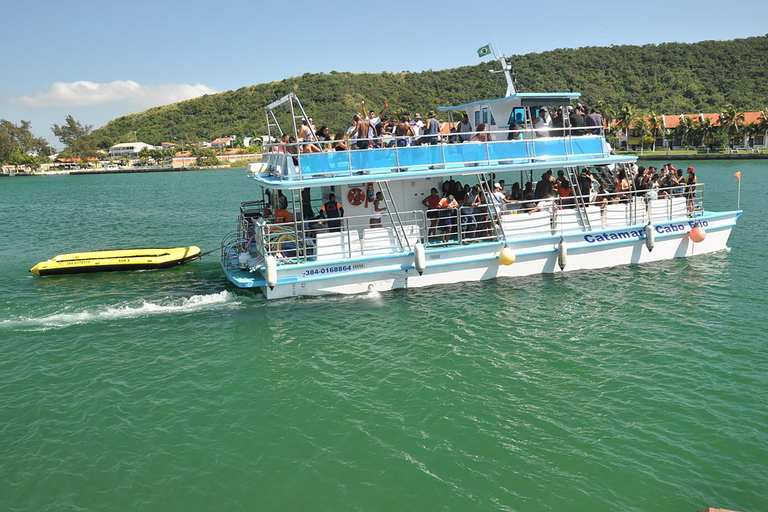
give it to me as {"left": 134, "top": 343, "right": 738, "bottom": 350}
{"left": 302, "top": 265, "right": 353, "bottom": 277}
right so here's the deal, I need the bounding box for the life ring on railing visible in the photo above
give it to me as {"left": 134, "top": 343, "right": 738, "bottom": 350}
{"left": 347, "top": 187, "right": 365, "bottom": 206}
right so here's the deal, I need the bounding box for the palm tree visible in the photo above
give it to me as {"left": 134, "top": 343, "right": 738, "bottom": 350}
{"left": 614, "top": 103, "right": 634, "bottom": 150}
{"left": 697, "top": 117, "right": 714, "bottom": 148}
{"left": 718, "top": 104, "right": 745, "bottom": 149}
{"left": 743, "top": 122, "right": 759, "bottom": 148}
{"left": 634, "top": 117, "right": 650, "bottom": 151}
{"left": 757, "top": 110, "right": 768, "bottom": 149}
{"left": 647, "top": 110, "right": 662, "bottom": 152}
{"left": 677, "top": 117, "right": 696, "bottom": 150}
{"left": 593, "top": 101, "right": 613, "bottom": 126}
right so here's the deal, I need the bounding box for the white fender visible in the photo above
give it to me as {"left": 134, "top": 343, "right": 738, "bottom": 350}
{"left": 265, "top": 255, "right": 277, "bottom": 289}
{"left": 414, "top": 243, "right": 426, "bottom": 275}
{"left": 557, "top": 239, "right": 568, "bottom": 271}
{"left": 645, "top": 223, "right": 656, "bottom": 252}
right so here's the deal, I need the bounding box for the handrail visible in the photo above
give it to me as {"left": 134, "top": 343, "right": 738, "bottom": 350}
{"left": 259, "top": 125, "right": 611, "bottom": 182}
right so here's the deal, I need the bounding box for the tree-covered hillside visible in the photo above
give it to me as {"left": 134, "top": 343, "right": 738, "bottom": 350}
{"left": 91, "top": 35, "right": 768, "bottom": 148}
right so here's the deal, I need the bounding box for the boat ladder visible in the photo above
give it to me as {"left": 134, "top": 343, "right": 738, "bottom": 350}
{"left": 477, "top": 173, "right": 504, "bottom": 242}
{"left": 568, "top": 167, "right": 592, "bottom": 231}
{"left": 378, "top": 181, "right": 411, "bottom": 251}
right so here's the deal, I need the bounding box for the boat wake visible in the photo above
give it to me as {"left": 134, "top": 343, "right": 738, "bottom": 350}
{"left": 1, "top": 291, "right": 240, "bottom": 331}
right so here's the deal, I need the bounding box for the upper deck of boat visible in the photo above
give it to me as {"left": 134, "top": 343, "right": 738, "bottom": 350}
{"left": 251, "top": 128, "right": 636, "bottom": 189}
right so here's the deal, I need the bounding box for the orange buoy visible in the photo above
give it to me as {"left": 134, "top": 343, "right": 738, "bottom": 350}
{"left": 689, "top": 225, "right": 707, "bottom": 243}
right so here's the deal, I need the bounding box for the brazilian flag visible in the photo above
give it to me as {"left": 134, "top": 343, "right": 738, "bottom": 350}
{"left": 477, "top": 44, "right": 491, "bottom": 58}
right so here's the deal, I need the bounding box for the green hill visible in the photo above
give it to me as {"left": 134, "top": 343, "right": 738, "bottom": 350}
{"left": 91, "top": 35, "right": 768, "bottom": 148}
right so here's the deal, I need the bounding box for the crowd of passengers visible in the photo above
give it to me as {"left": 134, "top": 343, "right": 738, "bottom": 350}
{"left": 256, "top": 162, "right": 698, "bottom": 232}
{"left": 521, "top": 162, "right": 699, "bottom": 210}
{"left": 250, "top": 163, "right": 700, "bottom": 252}
{"left": 271, "top": 101, "right": 608, "bottom": 156}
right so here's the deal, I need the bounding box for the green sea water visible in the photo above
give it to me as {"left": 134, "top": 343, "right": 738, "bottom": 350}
{"left": 1, "top": 162, "right": 766, "bottom": 512}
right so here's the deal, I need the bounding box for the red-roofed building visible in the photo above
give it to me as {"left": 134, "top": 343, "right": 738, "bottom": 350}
{"left": 210, "top": 137, "right": 234, "bottom": 149}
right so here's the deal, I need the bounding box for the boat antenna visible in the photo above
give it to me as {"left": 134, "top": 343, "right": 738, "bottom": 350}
{"left": 487, "top": 47, "right": 517, "bottom": 97}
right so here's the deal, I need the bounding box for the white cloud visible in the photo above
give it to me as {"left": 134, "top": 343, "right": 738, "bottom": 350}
{"left": 12, "top": 80, "right": 218, "bottom": 108}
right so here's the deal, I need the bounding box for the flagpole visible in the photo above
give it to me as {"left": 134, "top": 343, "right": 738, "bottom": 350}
{"left": 738, "top": 177, "right": 741, "bottom": 209}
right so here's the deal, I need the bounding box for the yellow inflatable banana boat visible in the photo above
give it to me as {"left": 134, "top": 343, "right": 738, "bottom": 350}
{"left": 30, "top": 246, "right": 202, "bottom": 276}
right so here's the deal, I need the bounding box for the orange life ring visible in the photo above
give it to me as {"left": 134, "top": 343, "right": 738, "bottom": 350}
{"left": 347, "top": 187, "right": 365, "bottom": 206}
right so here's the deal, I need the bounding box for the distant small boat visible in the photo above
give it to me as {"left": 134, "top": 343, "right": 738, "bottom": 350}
{"left": 30, "top": 247, "right": 202, "bottom": 276}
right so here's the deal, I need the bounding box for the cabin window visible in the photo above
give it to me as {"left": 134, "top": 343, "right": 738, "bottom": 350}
{"left": 482, "top": 107, "right": 488, "bottom": 125}
{"left": 474, "top": 110, "right": 480, "bottom": 127}
{"left": 509, "top": 108, "right": 526, "bottom": 125}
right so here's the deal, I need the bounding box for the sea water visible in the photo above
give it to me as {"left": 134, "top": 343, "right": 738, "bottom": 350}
{"left": 0, "top": 162, "right": 766, "bottom": 511}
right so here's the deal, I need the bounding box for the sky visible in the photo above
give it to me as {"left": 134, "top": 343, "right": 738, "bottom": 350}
{"left": 2, "top": 0, "right": 766, "bottom": 147}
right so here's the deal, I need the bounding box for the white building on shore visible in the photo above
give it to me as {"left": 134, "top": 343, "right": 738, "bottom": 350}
{"left": 108, "top": 142, "right": 156, "bottom": 158}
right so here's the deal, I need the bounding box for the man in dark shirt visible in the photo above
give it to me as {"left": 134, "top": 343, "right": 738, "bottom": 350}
{"left": 569, "top": 105, "right": 586, "bottom": 136}
{"left": 534, "top": 172, "right": 553, "bottom": 199}
{"left": 585, "top": 108, "right": 604, "bottom": 134}
{"left": 320, "top": 193, "right": 345, "bottom": 232}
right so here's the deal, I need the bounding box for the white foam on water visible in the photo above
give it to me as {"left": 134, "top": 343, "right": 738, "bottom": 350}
{"left": 1, "top": 291, "right": 240, "bottom": 331}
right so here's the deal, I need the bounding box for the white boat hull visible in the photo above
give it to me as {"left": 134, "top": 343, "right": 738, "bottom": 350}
{"left": 242, "top": 211, "right": 739, "bottom": 300}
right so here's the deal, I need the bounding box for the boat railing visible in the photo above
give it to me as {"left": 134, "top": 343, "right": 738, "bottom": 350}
{"left": 259, "top": 125, "right": 610, "bottom": 182}
{"left": 424, "top": 182, "right": 706, "bottom": 244}
{"left": 220, "top": 230, "right": 250, "bottom": 271}
{"left": 542, "top": 182, "right": 705, "bottom": 235}
{"left": 229, "top": 183, "right": 706, "bottom": 271}
{"left": 245, "top": 210, "right": 428, "bottom": 266}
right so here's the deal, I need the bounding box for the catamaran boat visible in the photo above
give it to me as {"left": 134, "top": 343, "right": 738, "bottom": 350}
{"left": 220, "top": 55, "right": 741, "bottom": 299}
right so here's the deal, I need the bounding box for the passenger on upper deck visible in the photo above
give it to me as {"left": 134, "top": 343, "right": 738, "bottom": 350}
{"left": 315, "top": 125, "right": 331, "bottom": 142}
{"left": 507, "top": 120, "right": 523, "bottom": 140}
{"left": 457, "top": 114, "right": 473, "bottom": 142}
{"left": 332, "top": 134, "right": 348, "bottom": 151}
{"left": 533, "top": 107, "right": 552, "bottom": 137}
{"left": 363, "top": 100, "right": 388, "bottom": 128}
{"left": 394, "top": 116, "right": 415, "bottom": 147}
{"left": 586, "top": 108, "right": 604, "bottom": 134}
{"left": 472, "top": 123, "right": 492, "bottom": 142}
{"left": 569, "top": 105, "right": 586, "bottom": 136}
{"left": 298, "top": 120, "right": 321, "bottom": 153}
{"left": 285, "top": 137, "right": 299, "bottom": 164}
{"left": 551, "top": 108, "right": 564, "bottom": 136}
{"left": 411, "top": 113, "right": 424, "bottom": 137}
{"left": 350, "top": 114, "right": 374, "bottom": 150}
{"left": 414, "top": 111, "right": 440, "bottom": 145}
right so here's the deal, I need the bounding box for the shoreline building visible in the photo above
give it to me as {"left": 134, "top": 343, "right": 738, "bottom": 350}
{"left": 108, "top": 142, "right": 156, "bottom": 159}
